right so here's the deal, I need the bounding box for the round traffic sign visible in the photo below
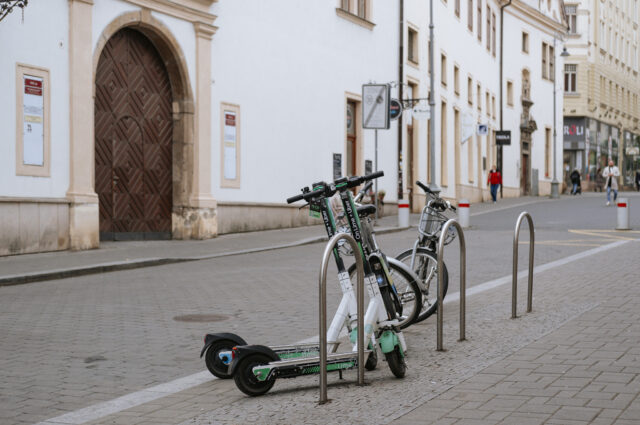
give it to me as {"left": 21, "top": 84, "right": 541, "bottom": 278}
{"left": 389, "top": 99, "right": 403, "bottom": 120}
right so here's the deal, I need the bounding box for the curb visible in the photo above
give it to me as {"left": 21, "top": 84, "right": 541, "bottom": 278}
{"left": 0, "top": 225, "right": 412, "bottom": 287}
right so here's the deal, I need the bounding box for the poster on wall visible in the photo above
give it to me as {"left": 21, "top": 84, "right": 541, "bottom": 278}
{"left": 223, "top": 111, "right": 237, "bottom": 180}
{"left": 23, "top": 76, "right": 44, "bottom": 166}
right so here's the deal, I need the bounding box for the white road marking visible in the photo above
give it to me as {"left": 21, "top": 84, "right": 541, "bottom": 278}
{"left": 36, "top": 238, "right": 632, "bottom": 425}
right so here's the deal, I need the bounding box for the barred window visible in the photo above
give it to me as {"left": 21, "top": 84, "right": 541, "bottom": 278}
{"left": 564, "top": 64, "right": 577, "bottom": 93}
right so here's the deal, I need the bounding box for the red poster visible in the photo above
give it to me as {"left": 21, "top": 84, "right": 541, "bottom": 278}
{"left": 225, "top": 113, "right": 236, "bottom": 126}
{"left": 25, "top": 78, "right": 43, "bottom": 96}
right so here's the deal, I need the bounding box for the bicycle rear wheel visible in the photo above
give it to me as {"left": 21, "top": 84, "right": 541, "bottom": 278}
{"left": 348, "top": 261, "right": 422, "bottom": 329}
{"left": 395, "top": 247, "right": 448, "bottom": 323}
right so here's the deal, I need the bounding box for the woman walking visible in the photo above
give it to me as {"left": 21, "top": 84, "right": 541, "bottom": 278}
{"left": 487, "top": 165, "right": 502, "bottom": 203}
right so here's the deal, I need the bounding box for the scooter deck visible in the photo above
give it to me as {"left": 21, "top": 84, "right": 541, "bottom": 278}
{"left": 252, "top": 350, "right": 372, "bottom": 381}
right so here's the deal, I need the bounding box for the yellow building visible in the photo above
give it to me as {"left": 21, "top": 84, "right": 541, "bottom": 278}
{"left": 562, "top": 0, "right": 640, "bottom": 189}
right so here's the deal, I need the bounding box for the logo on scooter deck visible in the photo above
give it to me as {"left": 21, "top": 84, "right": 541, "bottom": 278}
{"left": 301, "top": 361, "right": 356, "bottom": 375}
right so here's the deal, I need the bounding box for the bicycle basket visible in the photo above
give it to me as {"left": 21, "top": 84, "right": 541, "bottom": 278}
{"left": 418, "top": 205, "right": 456, "bottom": 245}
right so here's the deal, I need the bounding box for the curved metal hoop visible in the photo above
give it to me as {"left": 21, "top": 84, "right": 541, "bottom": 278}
{"left": 512, "top": 212, "right": 535, "bottom": 319}
{"left": 436, "top": 219, "right": 467, "bottom": 351}
{"left": 318, "top": 233, "right": 365, "bottom": 404}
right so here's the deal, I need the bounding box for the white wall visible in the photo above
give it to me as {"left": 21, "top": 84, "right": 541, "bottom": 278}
{"left": 209, "top": 0, "right": 401, "bottom": 204}
{"left": 0, "top": 0, "right": 69, "bottom": 198}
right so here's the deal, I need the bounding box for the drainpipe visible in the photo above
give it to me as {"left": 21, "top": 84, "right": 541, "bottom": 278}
{"left": 398, "top": 0, "right": 404, "bottom": 201}
{"left": 499, "top": 0, "right": 512, "bottom": 199}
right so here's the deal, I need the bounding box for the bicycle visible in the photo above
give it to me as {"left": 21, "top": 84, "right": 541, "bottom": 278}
{"left": 395, "top": 181, "right": 456, "bottom": 323}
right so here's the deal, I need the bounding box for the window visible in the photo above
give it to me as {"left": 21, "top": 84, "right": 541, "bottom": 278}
{"left": 485, "top": 91, "right": 490, "bottom": 116}
{"left": 486, "top": 6, "right": 491, "bottom": 51}
{"left": 408, "top": 27, "right": 418, "bottom": 63}
{"left": 491, "top": 12, "right": 496, "bottom": 56}
{"left": 491, "top": 94, "right": 496, "bottom": 119}
{"left": 357, "top": 0, "right": 366, "bottom": 18}
{"left": 477, "top": 0, "right": 482, "bottom": 41}
{"left": 441, "top": 54, "right": 447, "bottom": 86}
{"left": 337, "top": 0, "right": 372, "bottom": 25}
{"left": 441, "top": 101, "right": 448, "bottom": 186}
{"left": 542, "top": 42, "right": 548, "bottom": 79}
{"left": 468, "top": 0, "right": 473, "bottom": 30}
{"left": 468, "top": 76, "right": 473, "bottom": 105}
{"left": 507, "top": 80, "right": 514, "bottom": 106}
{"left": 477, "top": 83, "right": 481, "bottom": 111}
{"left": 454, "top": 65, "right": 460, "bottom": 95}
{"left": 220, "top": 102, "right": 241, "bottom": 187}
{"left": 549, "top": 45, "right": 555, "bottom": 81}
{"left": 522, "top": 32, "right": 529, "bottom": 53}
{"left": 455, "top": 0, "right": 461, "bottom": 17}
{"left": 564, "top": 64, "right": 577, "bottom": 93}
{"left": 545, "top": 127, "right": 551, "bottom": 177}
{"left": 16, "top": 63, "right": 50, "bottom": 177}
{"left": 566, "top": 5, "right": 578, "bottom": 34}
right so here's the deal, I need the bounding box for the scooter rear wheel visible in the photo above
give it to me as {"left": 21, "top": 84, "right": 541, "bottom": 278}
{"left": 204, "top": 340, "right": 237, "bottom": 379}
{"left": 233, "top": 353, "right": 276, "bottom": 396}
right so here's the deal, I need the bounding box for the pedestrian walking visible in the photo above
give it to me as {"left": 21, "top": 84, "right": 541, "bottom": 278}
{"left": 595, "top": 167, "right": 604, "bottom": 192}
{"left": 487, "top": 165, "right": 502, "bottom": 203}
{"left": 635, "top": 169, "right": 640, "bottom": 192}
{"left": 570, "top": 169, "right": 581, "bottom": 195}
{"left": 602, "top": 160, "right": 620, "bottom": 206}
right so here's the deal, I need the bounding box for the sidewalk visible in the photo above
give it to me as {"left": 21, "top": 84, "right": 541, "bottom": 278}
{"left": 0, "top": 196, "right": 545, "bottom": 286}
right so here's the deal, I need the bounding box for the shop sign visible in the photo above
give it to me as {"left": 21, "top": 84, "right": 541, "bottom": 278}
{"left": 563, "top": 117, "right": 586, "bottom": 143}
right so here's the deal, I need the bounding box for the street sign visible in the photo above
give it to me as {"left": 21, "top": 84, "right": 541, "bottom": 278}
{"left": 477, "top": 124, "right": 488, "bottom": 136}
{"left": 389, "top": 99, "right": 402, "bottom": 120}
{"left": 496, "top": 130, "right": 511, "bottom": 145}
{"left": 411, "top": 105, "right": 430, "bottom": 120}
{"left": 362, "top": 84, "right": 390, "bottom": 129}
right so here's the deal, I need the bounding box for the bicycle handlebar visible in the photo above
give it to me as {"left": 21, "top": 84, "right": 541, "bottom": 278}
{"left": 416, "top": 180, "right": 432, "bottom": 194}
{"left": 287, "top": 171, "right": 384, "bottom": 203}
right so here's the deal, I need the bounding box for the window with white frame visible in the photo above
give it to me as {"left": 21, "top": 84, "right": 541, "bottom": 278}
{"left": 468, "top": 0, "right": 473, "bottom": 30}
{"left": 564, "top": 64, "right": 577, "bottom": 93}
{"left": 477, "top": 0, "right": 482, "bottom": 41}
{"left": 408, "top": 27, "right": 419, "bottom": 63}
{"left": 565, "top": 5, "right": 578, "bottom": 34}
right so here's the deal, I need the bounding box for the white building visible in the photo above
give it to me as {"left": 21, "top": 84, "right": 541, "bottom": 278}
{"left": 0, "top": 0, "right": 565, "bottom": 256}
{"left": 398, "top": 0, "right": 568, "bottom": 210}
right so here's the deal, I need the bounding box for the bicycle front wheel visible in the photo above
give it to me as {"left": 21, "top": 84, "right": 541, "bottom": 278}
{"left": 348, "top": 261, "right": 422, "bottom": 329}
{"left": 395, "top": 247, "right": 448, "bottom": 323}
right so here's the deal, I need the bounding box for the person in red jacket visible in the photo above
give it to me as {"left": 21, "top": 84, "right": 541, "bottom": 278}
{"left": 487, "top": 165, "right": 502, "bottom": 203}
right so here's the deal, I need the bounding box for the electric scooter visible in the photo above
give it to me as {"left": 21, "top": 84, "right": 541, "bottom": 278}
{"left": 201, "top": 172, "right": 410, "bottom": 396}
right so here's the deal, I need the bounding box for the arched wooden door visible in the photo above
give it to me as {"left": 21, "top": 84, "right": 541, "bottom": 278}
{"left": 95, "top": 28, "right": 173, "bottom": 240}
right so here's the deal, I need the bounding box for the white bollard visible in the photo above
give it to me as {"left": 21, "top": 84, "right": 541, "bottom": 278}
{"left": 616, "top": 198, "right": 630, "bottom": 230}
{"left": 458, "top": 199, "right": 470, "bottom": 228}
{"left": 398, "top": 199, "right": 410, "bottom": 228}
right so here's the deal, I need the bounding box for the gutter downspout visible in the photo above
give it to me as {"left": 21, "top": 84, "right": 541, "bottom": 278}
{"left": 499, "top": 0, "right": 512, "bottom": 199}
{"left": 398, "top": 0, "right": 404, "bottom": 201}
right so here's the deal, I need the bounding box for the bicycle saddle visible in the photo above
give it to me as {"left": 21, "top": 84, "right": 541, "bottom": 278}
{"left": 356, "top": 204, "right": 377, "bottom": 217}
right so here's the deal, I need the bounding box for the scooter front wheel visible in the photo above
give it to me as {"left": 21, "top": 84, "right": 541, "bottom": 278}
{"left": 204, "top": 339, "right": 237, "bottom": 379}
{"left": 233, "top": 353, "right": 276, "bottom": 396}
{"left": 384, "top": 346, "right": 406, "bottom": 378}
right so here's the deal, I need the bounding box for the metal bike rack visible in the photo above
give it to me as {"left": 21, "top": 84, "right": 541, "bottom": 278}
{"left": 512, "top": 212, "right": 535, "bottom": 319}
{"left": 318, "top": 232, "right": 365, "bottom": 404}
{"left": 436, "top": 219, "right": 466, "bottom": 351}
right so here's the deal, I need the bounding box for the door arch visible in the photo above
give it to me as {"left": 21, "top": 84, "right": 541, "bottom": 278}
{"left": 95, "top": 28, "right": 173, "bottom": 240}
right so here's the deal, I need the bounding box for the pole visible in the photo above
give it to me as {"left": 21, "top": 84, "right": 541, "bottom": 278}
{"left": 398, "top": 0, "right": 404, "bottom": 200}
{"left": 499, "top": 0, "right": 512, "bottom": 200}
{"left": 375, "top": 129, "right": 379, "bottom": 221}
{"left": 428, "top": 0, "right": 439, "bottom": 193}
{"left": 550, "top": 36, "right": 560, "bottom": 198}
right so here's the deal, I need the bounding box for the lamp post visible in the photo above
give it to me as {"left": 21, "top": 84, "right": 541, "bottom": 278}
{"left": 550, "top": 37, "right": 570, "bottom": 199}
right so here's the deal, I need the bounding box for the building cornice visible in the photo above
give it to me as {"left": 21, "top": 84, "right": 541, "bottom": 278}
{"left": 508, "top": 0, "right": 568, "bottom": 36}
{"left": 125, "top": 0, "right": 216, "bottom": 26}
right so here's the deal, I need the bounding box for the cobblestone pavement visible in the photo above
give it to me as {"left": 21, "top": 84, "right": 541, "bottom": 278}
{"left": 1, "top": 194, "right": 639, "bottom": 424}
